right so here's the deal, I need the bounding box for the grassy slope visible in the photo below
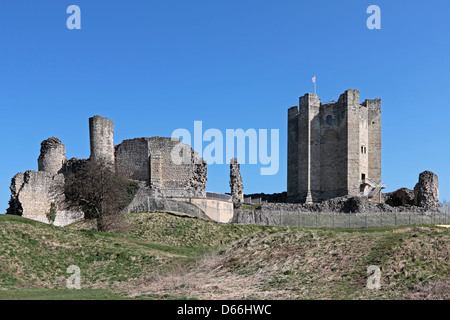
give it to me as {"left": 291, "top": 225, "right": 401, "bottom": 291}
{"left": 0, "top": 213, "right": 448, "bottom": 300}
{"left": 210, "top": 227, "right": 449, "bottom": 299}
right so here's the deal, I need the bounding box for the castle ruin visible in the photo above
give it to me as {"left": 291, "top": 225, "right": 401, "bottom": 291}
{"left": 6, "top": 91, "right": 441, "bottom": 227}
{"left": 7, "top": 115, "right": 211, "bottom": 226}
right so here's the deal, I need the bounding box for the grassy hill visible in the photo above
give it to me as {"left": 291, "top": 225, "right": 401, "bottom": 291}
{"left": 0, "top": 212, "right": 448, "bottom": 300}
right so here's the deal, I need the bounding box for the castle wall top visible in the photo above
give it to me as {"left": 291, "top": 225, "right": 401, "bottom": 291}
{"left": 295, "top": 89, "right": 380, "bottom": 110}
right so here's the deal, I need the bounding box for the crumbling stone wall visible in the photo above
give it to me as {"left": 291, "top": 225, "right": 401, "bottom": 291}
{"left": 242, "top": 194, "right": 434, "bottom": 215}
{"left": 115, "top": 137, "right": 207, "bottom": 197}
{"left": 190, "top": 151, "right": 207, "bottom": 193}
{"left": 115, "top": 138, "right": 152, "bottom": 182}
{"left": 7, "top": 171, "right": 83, "bottom": 226}
{"left": 382, "top": 171, "right": 439, "bottom": 210}
{"left": 414, "top": 171, "right": 439, "bottom": 209}
{"left": 8, "top": 115, "right": 210, "bottom": 226}
{"left": 148, "top": 137, "right": 204, "bottom": 191}
{"left": 61, "top": 157, "right": 88, "bottom": 177}
{"left": 245, "top": 171, "right": 440, "bottom": 216}
{"left": 7, "top": 173, "right": 25, "bottom": 216}
{"left": 245, "top": 192, "right": 288, "bottom": 203}
{"left": 8, "top": 135, "right": 86, "bottom": 226}
{"left": 385, "top": 188, "right": 415, "bottom": 207}
{"left": 229, "top": 158, "right": 244, "bottom": 208}
{"left": 37, "top": 137, "right": 67, "bottom": 175}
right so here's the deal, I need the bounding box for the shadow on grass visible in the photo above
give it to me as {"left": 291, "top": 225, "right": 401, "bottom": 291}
{"left": 0, "top": 289, "right": 129, "bottom": 300}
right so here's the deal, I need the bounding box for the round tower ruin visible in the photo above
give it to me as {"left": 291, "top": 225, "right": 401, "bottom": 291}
{"left": 89, "top": 115, "right": 115, "bottom": 165}
{"left": 414, "top": 170, "right": 439, "bottom": 209}
{"left": 37, "top": 137, "right": 67, "bottom": 175}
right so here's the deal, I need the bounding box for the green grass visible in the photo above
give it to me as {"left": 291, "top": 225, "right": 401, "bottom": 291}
{"left": 0, "top": 288, "right": 199, "bottom": 300}
{"left": 0, "top": 289, "right": 128, "bottom": 300}
{"left": 0, "top": 213, "right": 448, "bottom": 300}
{"left": 213, "top": 225, "right": 449, "bottom": 299}
{"left": 0, "top": 214, "right": 190, "bottom": 290}
{"left": 241, "top": 204, "right": 261, "bottom": 210}
{"left": 0, "top": 212, "right": 265, "bottom": 297}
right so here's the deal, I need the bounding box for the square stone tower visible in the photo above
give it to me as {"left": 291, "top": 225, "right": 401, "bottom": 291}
{"left": 288, "top": 89, "right": 382, "bottom": 203}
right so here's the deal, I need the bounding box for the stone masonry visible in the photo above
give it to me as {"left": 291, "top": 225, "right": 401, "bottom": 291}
{"left": 385, "top": 188, "right": 415, "bottom": 207}
{"left": 115, "top": 137, "right": 207, "bottom": 197}
{"left": 8, "top": 139, "right": 84, "bottom": 227}
{"left": 89, "top": 115, "right": 115, "bottom": 166}
{"left": 288, "top": 89, "right": 382, "bottom": 203}
{"left": 37, "top": 137, "right": 67, "bottom": 175}
{"left": 414, "top": 171, "right": 439, "bottom": 209}
{"left": 229, "top": 158, "right": 244, "bottom": 208}
{"left": 8, "top": 115, "right": 208, "bottom": 225}
{"left": 190, "top": 152, "right": 208, "bottom": 194}
{"left": 252, "top": 170, "right": 440, "bottom": 214}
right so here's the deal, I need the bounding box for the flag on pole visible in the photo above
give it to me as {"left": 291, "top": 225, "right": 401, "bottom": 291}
{"left": 312, "top": 75, "right": 317, "bottom": 94}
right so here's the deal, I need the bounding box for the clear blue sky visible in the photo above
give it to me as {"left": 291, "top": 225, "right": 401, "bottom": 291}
{"left": 1, "top": 0, "right": 449, "bottom": 213}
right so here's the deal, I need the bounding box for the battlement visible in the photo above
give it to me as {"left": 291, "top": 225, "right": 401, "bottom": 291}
{"left": 362, "top": 98, "right": 382, "bottom": 111}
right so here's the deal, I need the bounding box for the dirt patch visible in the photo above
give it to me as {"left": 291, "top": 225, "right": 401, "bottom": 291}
{"left": 393, "top": 227, "right": 432, "bottom": 234}
{"left": 404, "top": 280, "right": 450, "bottom": 300}
{"left": 122, "top": 230, "right": 390, "bottom": 299}
{"left": 123, "top": 254, "right": 292, "bottom": 300}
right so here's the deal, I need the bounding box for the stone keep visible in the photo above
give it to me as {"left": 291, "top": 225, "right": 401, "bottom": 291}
{"left": 288, "top": 89, "right": 382, "bottom": 203}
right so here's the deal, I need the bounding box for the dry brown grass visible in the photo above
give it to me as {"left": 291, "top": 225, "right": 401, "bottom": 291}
{"left": 404, "top": 280, "right": 450, "bottom": 300}
{"left": 121, "top": 227, "right": 450, "bottom": 300}
{"left": 122, "top": 252, "right": 292, "bottom": 300}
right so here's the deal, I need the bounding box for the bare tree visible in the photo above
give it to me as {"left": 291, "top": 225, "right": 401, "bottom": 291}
{"left": 64, "top": 159, "right": 139, "bottom": 232}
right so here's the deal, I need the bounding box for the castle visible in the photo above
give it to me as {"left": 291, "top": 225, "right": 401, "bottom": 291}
{"left": 7, "top": 115, "right": 232, "bottom": 226}
{"left": 287, "top": 89, "right": 384, "bottom": 203}
{"left": 7, "top": 91, "right": 440, "bottom": 227}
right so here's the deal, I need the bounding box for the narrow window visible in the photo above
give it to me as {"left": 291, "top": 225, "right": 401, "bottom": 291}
{"left": 326, "top": 115, "right": 333, "bottom": 125}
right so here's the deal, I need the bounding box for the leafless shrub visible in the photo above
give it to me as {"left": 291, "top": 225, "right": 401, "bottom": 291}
{"left": 64, "top": 159, "right": 139, "bottom": 232}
